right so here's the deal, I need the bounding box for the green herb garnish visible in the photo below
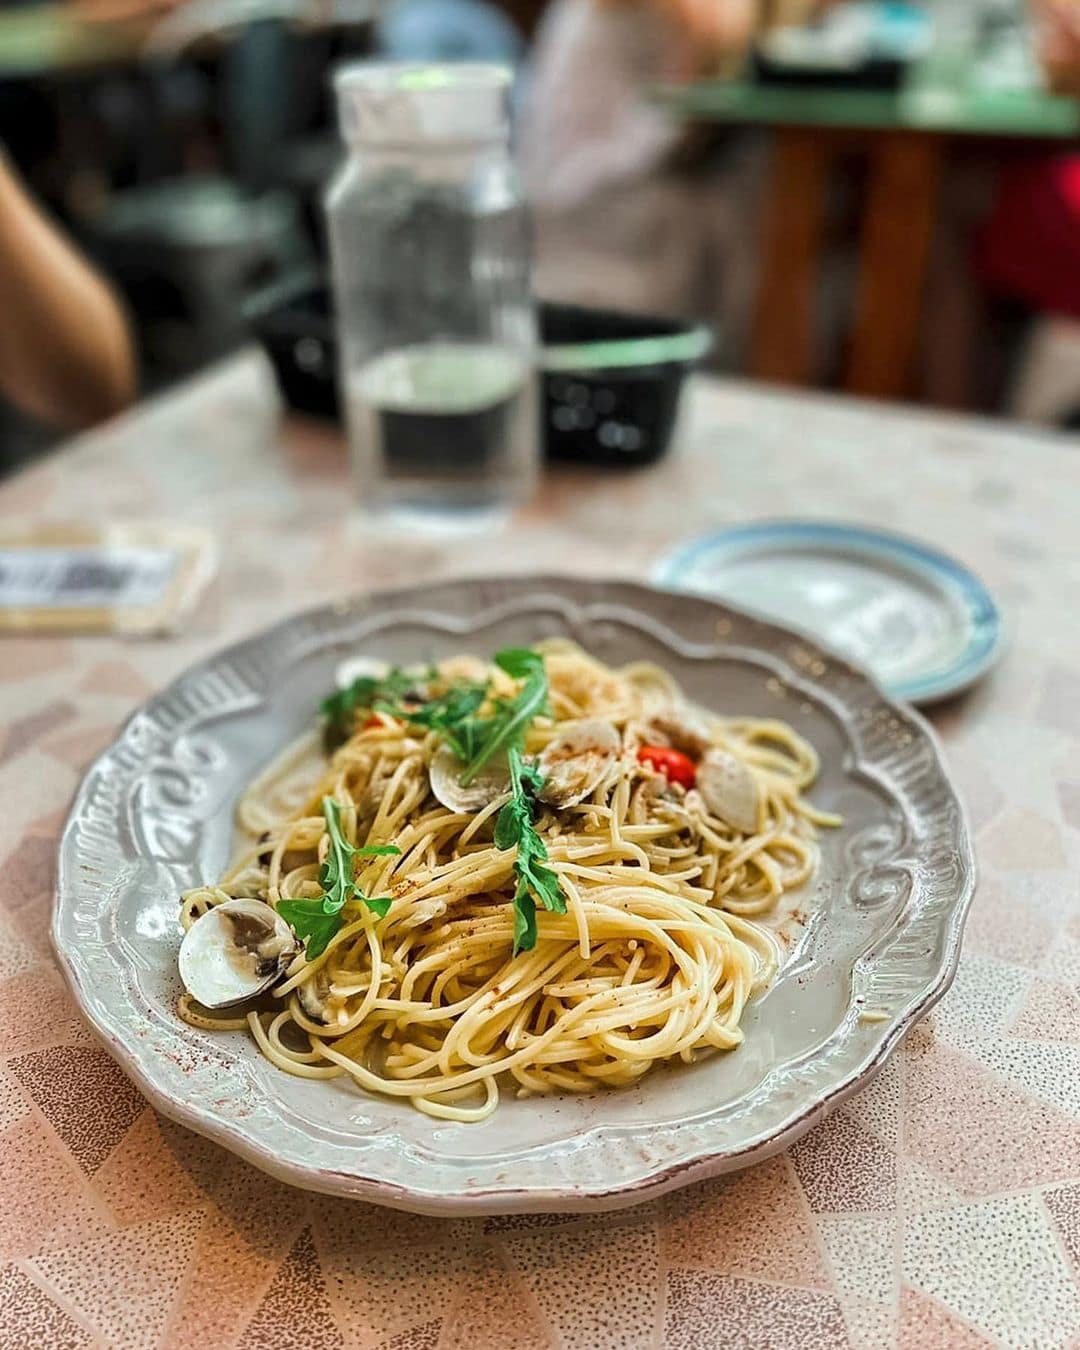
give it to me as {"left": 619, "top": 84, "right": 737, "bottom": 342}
{"left": 318, "top": 647, "right": 567, "bottom": 955}
{"left": 372, "top": 648, "right": 548, "bottom": 788}
{"left": 494, "top": 745, "right": 566, "bottom": 953}
{"left": 320, "top": 665, "right": 434, "bottom": 750}
{"left": 458, "top": 648, "right": 550, "bottom": 785}
{"left": 377, "top": 680, "right": 489, "bottom": 760}
{"left": 277, "top": 796, "right": 400, "bottom": 959}
{"left": 433, "top": 646, "right": 567, "bottom": 952}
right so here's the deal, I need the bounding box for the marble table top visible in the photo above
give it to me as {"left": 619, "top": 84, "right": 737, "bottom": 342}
{"left": 0, "top": 350, "right": 1077, "bottom": 1349}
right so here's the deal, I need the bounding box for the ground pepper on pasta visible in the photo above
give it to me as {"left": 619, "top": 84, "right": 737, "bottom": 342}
{"left": 177, "top": 641, "right": 839, "bottom": 1121}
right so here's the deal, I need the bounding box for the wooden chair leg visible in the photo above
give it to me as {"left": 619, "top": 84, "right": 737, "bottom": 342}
{"left": 750, "top": 128, "right": 831, "bottom": 386}
{"left": 845, "top": 133, "right": 944, "bottom": 400}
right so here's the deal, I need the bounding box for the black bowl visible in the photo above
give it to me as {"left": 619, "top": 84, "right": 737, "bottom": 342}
{"left": 248, "top": 279, "right": 711, "bottom": 468}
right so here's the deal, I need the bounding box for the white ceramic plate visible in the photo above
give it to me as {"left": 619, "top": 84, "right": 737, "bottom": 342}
{"left": 655, "top": 521, "right": 1003, "bottom": 704}
{"left": 53, "top": 577, "right": 975, "bottom": 1214}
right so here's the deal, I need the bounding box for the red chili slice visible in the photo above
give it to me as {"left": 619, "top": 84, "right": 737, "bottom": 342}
{"left": 636, "top": 744, "right": 696, "bottom": 788}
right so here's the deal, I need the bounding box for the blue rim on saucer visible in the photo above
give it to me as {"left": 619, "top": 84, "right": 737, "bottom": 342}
{"left": 654, "top": 520, "right": 1003, "bottom": 704}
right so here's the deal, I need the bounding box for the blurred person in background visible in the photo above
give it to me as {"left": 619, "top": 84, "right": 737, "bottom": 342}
{"left": 520, "top": 0, "right": 824, "bottom": 348}
{"left": 520, "top": 0, "right": 757, "bottom": 324}
{"left": 0, "top": 147, "right": 136, "bottom": 433}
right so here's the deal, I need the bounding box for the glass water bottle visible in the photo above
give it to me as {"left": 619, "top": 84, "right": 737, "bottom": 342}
{"left": 326, "top": 63, "right": 539, "bottom": 529}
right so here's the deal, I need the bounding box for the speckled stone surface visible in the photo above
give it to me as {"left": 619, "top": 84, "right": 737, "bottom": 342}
{"left": 1, "top": 351, "right": 1078, "bottom": 1348}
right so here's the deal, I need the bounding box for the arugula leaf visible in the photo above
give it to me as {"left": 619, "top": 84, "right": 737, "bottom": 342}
{"left": 511, "top": 888, "right": 536, "bottom": 954}
{"left": 320, "top": 665, "right": 432, "bottom": 750}
{"left": 517, "top": 755, "right": 546, "bottom": 796}
{"left": 495, "top": 745, "right": 567, "bottom": 954}
{"left": 378, "top": 680, "right": 488, "bottom": 760}
{"left": 370, "top": 648, "right": 547, "bottom": 786}
{"left": 277, "top": 796, "right": 399, "bottom": 958}
{"left": 494, "top": 648, "right": 546, "bottom": 682}
{"left": 276, "top": 898, "right": 342, "bottom": 960}
{"left": 458, "top": 648, "right": 550, "bottom": 786}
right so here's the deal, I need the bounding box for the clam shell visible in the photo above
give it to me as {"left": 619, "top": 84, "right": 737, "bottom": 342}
{"left": 696, "top": 748, "right": 760, "bottom": 834}
{"left": 647, "top": 706, "right": 713, "bottom": 758}
{"left": 429, "top": 742, "right": 512, "bottom": 813}
{"left": 537, "top": 719, "right": 621, "bottom": 808}
{"left": 297, "top": 969, "right": 331, "bottom": 1022}
{"left": 334, "top": 655, "right": 389, "bottom": 690}
{"left": 178, "top": 898, "right": 298, "bottom": 1010}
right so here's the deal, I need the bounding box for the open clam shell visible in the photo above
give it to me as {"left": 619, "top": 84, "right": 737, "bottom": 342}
{"left": 178, "top": 898, "right": 299, "bottom": 1010}
{"left": 537, "top": 719, "right": 621, "bottom": 808}
{"left": 697, "top": 748, "right": 760, "bottom": 835}
{"left": 429, "top": 742, "right": 512, "bottom": 814}
{"left": 334, "top": 655, "right": 390, "bottom": 690}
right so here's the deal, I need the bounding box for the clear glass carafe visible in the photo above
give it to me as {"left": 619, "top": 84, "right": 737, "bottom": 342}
{"left": 326, "top": 64, "right": 538, "bottom": 529}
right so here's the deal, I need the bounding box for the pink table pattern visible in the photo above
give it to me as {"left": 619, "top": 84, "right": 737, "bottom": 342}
{"left": 0, "top": 353, "right": 1077, "bottom": 1349}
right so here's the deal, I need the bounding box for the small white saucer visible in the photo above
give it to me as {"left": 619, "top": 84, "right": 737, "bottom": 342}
{"left": 655, "top": 520, "right": 1003, "bottom": 704}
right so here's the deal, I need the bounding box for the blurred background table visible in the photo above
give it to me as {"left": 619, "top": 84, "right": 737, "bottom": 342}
{"left": 4, "top": 0, "right": 1080, "bottom": 463}
{"left": 0, "top": 351, "right": 1077, "bottom": 1348}
{"left": 662, "top": 76, "right": 1080, "bottom": 402}
{"left": 0, "top": 4, "right": 153, "bottom": 79}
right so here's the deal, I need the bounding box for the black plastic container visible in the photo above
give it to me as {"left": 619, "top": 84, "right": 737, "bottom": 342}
{"left": 540, "top": 303, "right": 711, "bottom": 467}
{"left": 249, "top": 279, "right": 711, "bottom": 469}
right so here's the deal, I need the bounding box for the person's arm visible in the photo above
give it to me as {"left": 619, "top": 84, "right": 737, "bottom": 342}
{"left": 0, "top": 150, "right": 137, "bottom": 431}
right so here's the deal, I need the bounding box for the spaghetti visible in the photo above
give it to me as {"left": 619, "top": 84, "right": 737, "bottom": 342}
{"left": 178, "top": 641, "right": 837, "bottom": 1121}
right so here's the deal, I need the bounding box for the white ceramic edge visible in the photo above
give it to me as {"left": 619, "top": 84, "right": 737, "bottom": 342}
{"left": 51, "top": 575, "right": 976, "bottom": 1214}
{"left": 651, "top": 521, "right": 1004, "bottom": 706}
{"left": 896, "top": 626, "right": 1005, "bottom": 706}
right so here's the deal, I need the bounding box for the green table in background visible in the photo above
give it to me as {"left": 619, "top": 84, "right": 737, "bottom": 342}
{"left": 0, "top": 5, "right": 154, "bottom": 79}
{"left": 660, "top": 78, "right": 1080, "bottom": 401}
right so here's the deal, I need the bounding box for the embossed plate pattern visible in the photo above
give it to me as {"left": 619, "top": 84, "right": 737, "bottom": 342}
{"left": 53, "top": 577, "right": 975, "bottom": 1214}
